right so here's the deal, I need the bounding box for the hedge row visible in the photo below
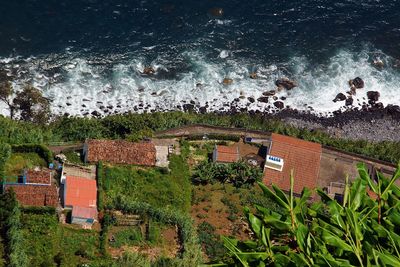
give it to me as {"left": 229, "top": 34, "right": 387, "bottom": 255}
{"left": 11, "top": 144, "right": 53, "bottom": 164}
{"left": 185, "top": 134, "right": 240, "bottom": 142}
{"left": 110, "top": 197, "right": 202, "bottom": 267}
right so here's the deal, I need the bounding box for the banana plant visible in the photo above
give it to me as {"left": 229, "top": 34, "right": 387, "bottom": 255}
{"left": 211, "top": 163, "right": 400, "bottom": 267}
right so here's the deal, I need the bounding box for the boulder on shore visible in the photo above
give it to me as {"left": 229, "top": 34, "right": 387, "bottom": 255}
{"left": 273, "top": 101, "right": 284, "bottom": 109}
{"left": 333, "top": 93, "right": 346, "bottom": 102}
{"left": 262, "top": 90, "right": 276, "bottom": 96}
{"left": 349, "top": 77, "right": 364, "bottom": 89}
{"left": 249, "top": 73, "right": 257, "bottom": 79}
{"left": 275, "top": 78, "right": 297, "bottom": 90}
{"left": 345, "top": 97, "right": 353, "bottom": 106}
{"left": 257, "top": 96, "right": 269, "bottom": 103}
{"left": 367, "top": 91, "right": 380, "bottom": 102}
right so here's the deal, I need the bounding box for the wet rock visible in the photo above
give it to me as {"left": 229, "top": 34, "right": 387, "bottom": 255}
{"left": 247, "top": 97, "right": 255, "bottom": 103}
{"left": 262, "top": 90, "right": 276, "bottom": 96}
{"left": 196, "top": 83, "right": 202, "bottom": 88}
{"left": 280, "top": 96, "right": 287, "bottom": 101}
{"left": 233, "top": 98, "right": 240, "bottom": 102}
{"left": 249, "top": 73, "right": 257, "bottom": 79}
{"left": 367, "top": 91, "right": 380, "bottom": 102}
{"left": 199, "top": 106, "right": 207, "bottom": 114}
{"left": 82, "top": 104, "right": 86, "bottom": 108}
{"left": 138, "top": 86, "right": 145, "bottom": 92}
{"left": 223, "top": 78, "right": 233, "bottom": 85}
{"left": 345, "top": 97, "right": 353, "bottom": 106}
{"left": 91, "top": 110, "right": 101, "bottom": 117}
{"left": 273, "top": 96, "right": 278, "bottom": 101}
{"left": 333, "top": 93, "right": 346, "bottom": 102}
{"left": 143, "top": 67, "right": 155, "bottom": 75}
{"left": 349, "top": 77, "right": 364, "bottom": 89}
{"left": 190, "top": 100, "right": 196, "bottom": 105}
{"left": 239, "top": 95, "right": 246, "bottom": 99}
{"left": 386, "top": 104, "right": 400, "bottom": 115}
{"left": 83, "top": 98, "right": 90, "bottom": 102}
{"left": 274, "top": 101, "right": 284, "bottom": 109}
{"left": 275, "top": 78, "right": 297, "bottom": 90}
{"left": 373, "top": 59, "right": 384, "bottom": 69}
{"left": 183, "top": 104, "right": 194, "bottom": 112}
{"left": 66, "top": 103, "right": 72, "bottom": 106}
{"left": 208, "top": 7, "right": 224, "bottom": 17}
{"left": 373, "top": 102, "right": 384, "bottom": 109}
{"left": 257, "top": 96, "right": 269, "bottom": 103}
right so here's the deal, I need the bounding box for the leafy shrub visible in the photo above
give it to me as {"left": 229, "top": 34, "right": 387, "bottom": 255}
{"left": 11, "top": 144, "right": 52, "bottom": 164}
{"left": 197, "top": 222, "right": 227, "bottom": 260}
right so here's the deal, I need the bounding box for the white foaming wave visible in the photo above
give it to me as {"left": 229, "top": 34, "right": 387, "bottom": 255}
{"left": 0, "top": 49, "right": 399, "bottom": 117}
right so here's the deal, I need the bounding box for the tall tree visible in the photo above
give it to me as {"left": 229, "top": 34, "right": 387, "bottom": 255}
{"left": 13, "top": 85, "right": 50, "bottom": 124}
{"left": 0, "top": 81, "right": 14, "bottom": 119}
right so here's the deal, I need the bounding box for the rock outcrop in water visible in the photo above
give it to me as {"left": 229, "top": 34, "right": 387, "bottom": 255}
{"left": 249, "top": 73, "right": 257, "bottom": 79}
{"left": 262, "top": 90, "right": 276, "bottom": 96}
{"left": 208, "top": 7, "right": 224, "bottom": 17}
{"left": 333, "top": 93, "right": 346, "bottom": 102}
{"left": 142, "top": 67, "right": 155, "bottom": 75}
{"left": 274, "top": 101, "right": 284, "bottom": 109}
{"left": 275, "top": 78, "right": 297, "bottom": 90}
{"left": 349, "top": 77, "right": 364, "bottom": 89}
{"left": 257, "top": 96, "right": 269, "bottom": 103}
{"left": 222, "top": 78, "right": 233, "bottom": 85}
{"left": 367, "top": 91, "right": 380, "bottom": 103}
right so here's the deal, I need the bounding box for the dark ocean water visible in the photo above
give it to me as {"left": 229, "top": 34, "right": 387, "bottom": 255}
{"left": 0, "top": 0, "right": 399, "bottom": 116}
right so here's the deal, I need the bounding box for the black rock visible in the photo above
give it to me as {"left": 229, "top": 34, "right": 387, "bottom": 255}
{"left": 199, "top": 106, "right": 207, "bottom": 114}
{"left": 349, "top": 77, "right": 364, "bottom": 89}
{"left": 275, "top": 78, "right": 297, "bottom": 90}
{"left": 262, "top": 90, "right": 276, "bottom": 96}
{"left": 183, "top": 104, "right": 194, "bottom": 112}
{"left": 91, "top": 110, "right": 101, "bottom": 117}
{"left": 208, "top": 7, "right": 224, "bottom": 17}
{"left": 280, "top": 96, "right": 287, "bottom": 100}
{"left": 273, "top": 101, "right": 284, "bottom": 109}
{"left": 257, "top": 96, "right": 269, "bottom": 103}
{"left": 333, "top": 93, "right": 346, "bottom": 102}
{"left": 247, "top": 97, "right": 255, "bottom": 103}
{"left": 345, "top": 97, "right": 353, "bottom": 106}
{"left": 367, "top": 91, "right": 380, "bottom": 102}
{"left": 386, "top": 104, "right": 400, "bottom": 115}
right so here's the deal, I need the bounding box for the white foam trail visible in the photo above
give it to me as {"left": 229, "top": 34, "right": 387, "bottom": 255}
{"left": 0, "top": 49, "right": 399, "bottom": 117}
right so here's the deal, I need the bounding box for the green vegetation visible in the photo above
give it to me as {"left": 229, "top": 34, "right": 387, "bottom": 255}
{"left": 20, "top": 209, "right": 101, "bottom": 267}
{"left": 197, "top": 221, "right": 227, "bottom": 260}
{"left": 192, "top": 161, "right": 263, "bottom": 187}
{"left": 104, "top": 155, "right": 191, "bottom": 213}
{"left": 3, "top": 153, "right": 47, "bottom": 178}
{"left": 216, "top": 164, "right": 400, "bottom": 266}
{"left": 0, "top": 144, "right": 11, "bottom": 181}
{"left": 109, "top": 227, "right": 143, "bottom": 248}
{"left": 0, "top": 189, "right": 28, "bottom": 267}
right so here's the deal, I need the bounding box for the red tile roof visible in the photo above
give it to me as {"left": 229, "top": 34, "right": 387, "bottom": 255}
{"left": 215, "top": 145, "right": 239, "bottom": 163}
{"left": 5, "top": 184, "right": 58, "bottom": 207}
{"left": 26, "top": 169, "right": 51, "bottom": 184}
{"left": 263, "top": 133, "right": 322, "bottom": 195}
{"left": 86, "top": 139, "right": 156, "bottom": 166}
{"left": 72, "top": 206, "right": 98, "bottom": 219}
{"left": 64, "top": 176, "right": 97, "bottom": 208}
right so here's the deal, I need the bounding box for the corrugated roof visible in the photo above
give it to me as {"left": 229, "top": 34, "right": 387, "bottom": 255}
{"left": 26, "top": 169, "right": 51, "bottom": 184}
{"left": 5, "top": 184, "right": 58, "bottom": 207}
{"left": 215, "top": 145, "right": 239, "bottom": 163}
{"left": 263, "top": 133, "right": 322, "bottom": 195}
{"left": 86, "top": 139, "right": 156, "bottom": 166}
{"left": 72, "top": 206, "right": 98, "bottom": 219}
{"left": 64, "top": 176, "right": 97, "bottom": 208}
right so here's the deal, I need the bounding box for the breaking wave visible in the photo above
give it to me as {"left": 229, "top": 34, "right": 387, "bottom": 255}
{"left": 0, "top": 48, "right": 399, "bottom": 117}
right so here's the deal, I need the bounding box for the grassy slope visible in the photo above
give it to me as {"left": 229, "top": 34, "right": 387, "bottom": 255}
{"left": 4, "top": 152, "right": 47, "bottom": 177}
{"left": 21, "top": 212, "right": 101, "bottom": 267}
{"left": 104, "top": 155, "right": 191, "bottom": 213}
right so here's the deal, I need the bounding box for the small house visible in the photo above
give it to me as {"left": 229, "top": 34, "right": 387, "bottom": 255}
{"left": 3, "top": 169, "right": 58, "bottom": 207}
{"left": 213, "top": 145, "right": 240, "bottom": 163}
{"left": 263, "top": 133, "right": 322, "bottom": 196}
{"left": 64, "top": 176, "right": 97, "bottom": 225}
{"left": 83, "top": 139, "right": 157, "bottom": 166}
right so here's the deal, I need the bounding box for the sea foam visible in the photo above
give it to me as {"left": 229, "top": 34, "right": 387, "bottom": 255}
{"left": 0, "top": 48, "right": 399, "bottom": 118}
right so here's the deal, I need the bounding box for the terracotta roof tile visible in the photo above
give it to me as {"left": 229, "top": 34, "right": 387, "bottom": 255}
{"left": 215, "top": 145, "right": 239, "bottom": 163}
{"left": 5, "top": 184, "right": 58, "bottom": 207}
{"left": 263, "top": 134, "right": 322, "bottom": 195}
{"left": 86, "top": 139, "right": 156, "bottom": 166}
{"left": 26, "top": 169, "right": 51, "bottom": 184}
{"left": 64, "top": 176, "right": 97, "bottom": 209}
